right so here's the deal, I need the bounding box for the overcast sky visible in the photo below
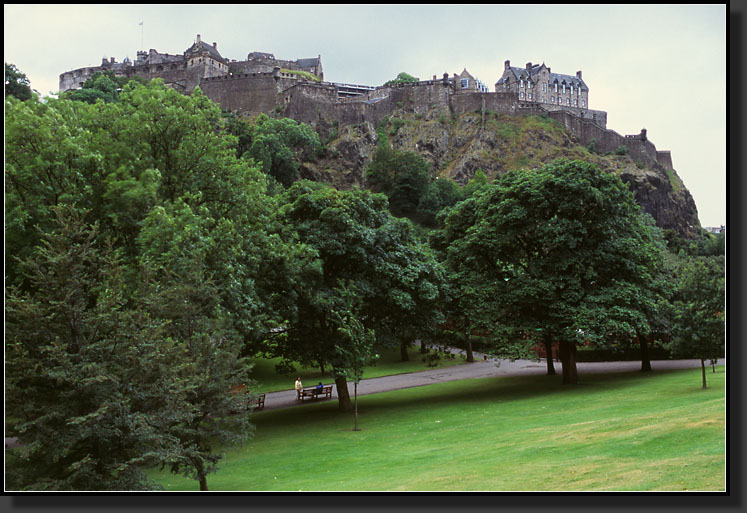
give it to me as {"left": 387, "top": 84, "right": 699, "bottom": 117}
{"left": 4, "top": 4, "right": 727, "bottom": 228}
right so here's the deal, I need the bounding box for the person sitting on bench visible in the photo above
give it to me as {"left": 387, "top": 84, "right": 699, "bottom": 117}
{"left": 314, "top": 382, "right": 324, "bottom": 395}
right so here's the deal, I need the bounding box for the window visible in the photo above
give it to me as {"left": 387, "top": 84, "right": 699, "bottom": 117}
{"left": 527, "top": 81, "right": 531, "bottom": 89}
{"left": 562, "top": 84, "right": 566, "bottom": 94}
{"left": 461, "top": 78, "right": 469, "bottom": 89}
{"left": 558, "top": 97, "right": 562, "bottom": 105}
{"left": 554, "top": 83, "right": 558, "bottom": 92}
{"left": 520, "top": 80, "right": 524, "bottom": 88}
{"left": 551, "top": 95, "right": 554, "bottom": 102}
{"left": 520, "top": 91, "right": 524, "bottom": 99}
{"left": 528, "top": 93, "right": 532, "bottom": 100}
{"left": 543, "top": 83, "right": 547, "bottom": 92}
{"left": 570, "top": 85, "right": 573, "bottom": 95}
{"left": 582, "top": 100, "right": 585, "bottom": 107}
{"left": 573, "top": 99, "right": 577, "bottom": 106}
{"left": 567, "top": 98, "right": 570, "bottom": 105}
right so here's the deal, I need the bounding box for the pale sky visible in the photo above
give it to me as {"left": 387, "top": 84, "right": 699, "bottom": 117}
{"left": 4, "top": 4, "right": 727, "bottom": 228}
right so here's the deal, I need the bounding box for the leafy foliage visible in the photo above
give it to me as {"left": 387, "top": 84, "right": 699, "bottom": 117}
{"left": 438, "top": 159, "right": 663, "bottom": 383}
{"left": 5, "top": 62, "right": 33, "bottom": 100}
{"left": 384, "top": 72, "right": 420, "bottom": 86}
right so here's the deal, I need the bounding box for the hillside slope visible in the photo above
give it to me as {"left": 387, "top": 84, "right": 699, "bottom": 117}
{"left": 301, "top": 108, "right": 700, "bottom": 237}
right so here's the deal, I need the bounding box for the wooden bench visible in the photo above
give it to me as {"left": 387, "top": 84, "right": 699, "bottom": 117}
{"left": 300, "top": 385, "right": 333, "bottom": 401}
{"left": 249, "top": 393, "right": 265, "bottom": 410}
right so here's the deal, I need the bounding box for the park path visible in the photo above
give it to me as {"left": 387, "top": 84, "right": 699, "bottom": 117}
{"left": 4, "top": 354, "right": 724, "bottom": 448}
{"left": 259, "top": 352, "right": 725, "bottom": 411}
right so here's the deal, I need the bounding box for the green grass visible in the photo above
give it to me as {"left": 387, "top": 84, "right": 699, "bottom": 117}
{"left": 249, "top": 347, "right": 466, "bottom": 393}
{"left": 150, "top": 366, "right": 725, "bottom": 491}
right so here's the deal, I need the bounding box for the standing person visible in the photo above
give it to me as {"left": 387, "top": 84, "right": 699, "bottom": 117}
{"left": 295, "top": 377, "right": 303, "bottom": 400}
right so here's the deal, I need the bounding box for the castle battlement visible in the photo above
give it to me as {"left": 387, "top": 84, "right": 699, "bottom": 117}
{"left": 58, "top": 36, "right": 673, "bottom": 172}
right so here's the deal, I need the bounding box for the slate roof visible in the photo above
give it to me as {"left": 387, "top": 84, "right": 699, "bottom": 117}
{"left": 296, "top": 57, "right": 321, "bottom": 68}
{"left": 496, "top": 64, "right": 588, "bottom": 91}
{"left": 248, "top": 52, "right": 275, "bottom": 60}
{"left": 185, "top": 41, "right": 226, "bottom": 63}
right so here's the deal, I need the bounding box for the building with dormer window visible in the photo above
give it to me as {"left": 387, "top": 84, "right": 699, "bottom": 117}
{"left": 495, "top": 60, "right": 589, "bottom": 110}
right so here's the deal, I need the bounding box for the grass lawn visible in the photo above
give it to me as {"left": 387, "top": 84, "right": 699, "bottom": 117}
{"left": 150, "top": 366, "right": 725, "bottom": 491}
{"left": 248, "top": 346, "right": 466, "bottom": 393}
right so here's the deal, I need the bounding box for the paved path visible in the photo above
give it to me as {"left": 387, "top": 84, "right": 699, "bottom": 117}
{"left": 5, "top": 355, "right": 724, "bottom": 448}
{"left": 260, "top": 355, "right": 725, "bottom": 411}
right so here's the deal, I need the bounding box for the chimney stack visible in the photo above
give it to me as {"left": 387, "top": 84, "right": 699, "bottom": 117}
{"left": 111, "top": 57, "right": 115, "bottom": 64}
{"left": 576, "top": 70, "right": 582, "bottom": 79}
{"left": 526, "top": 62, "right": 532, "bottom": 70}
{"left": 213, "top": 42, "right": 217, "bottom": 49}
{"left": 196, "top": 34, "right": 201, "bottom": 43}
{"left": 504, "top": 59, "right": 510, "bottom": 70}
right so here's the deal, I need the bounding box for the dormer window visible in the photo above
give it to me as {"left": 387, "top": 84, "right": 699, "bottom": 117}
{"left": 554, "top": 83, "right": 558, "bottom": 92}
{"left": 570, "top": 85, "right": 573, "bottom": 95}
{"left": 520, "top": 79, "right": 524, "bottom": 88}
{"left": 461, "top": 78, "right": 469, "bottom": 89}
{"left": 562, "top": 84, "right": 566, "bottom": 94}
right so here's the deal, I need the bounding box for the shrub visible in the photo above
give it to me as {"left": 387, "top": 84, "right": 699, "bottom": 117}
{"left": 615, "top": 145, "right": 628, "bottom": 155}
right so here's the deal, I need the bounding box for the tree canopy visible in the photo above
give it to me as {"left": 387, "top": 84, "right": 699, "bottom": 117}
{"left": 438, "top": 159, "right": 663, "bottom": 384}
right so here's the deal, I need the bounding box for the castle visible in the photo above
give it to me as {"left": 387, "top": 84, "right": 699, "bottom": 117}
{"left": 59, "top": 35, "right": 674, "bottom": 172}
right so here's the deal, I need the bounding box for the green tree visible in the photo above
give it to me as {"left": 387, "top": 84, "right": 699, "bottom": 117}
{"left": 5, "top": 206, "right": 188, "bottom": 490}
{"left": 439, "top": 160, "right": 662, "bottom": 384}
{"left": 669, "top": 256, "right": 725, "bottom": 388}
{"left": 365, "top": 139, "right": 431, "bottom": 219}
{"left": 383, "top": 72, "right": 420, "bottom": 86}
{"left": 5, "top": 62, "right": 33, "bottom": 100}
{"left": 238, "top": 113, "right": 322, "bottom": 187}
{"left": 417, "top": 178, "right": 464, "bottom": 227}
{"left": 275, "top": 181, "right": 445, "bottom": 410}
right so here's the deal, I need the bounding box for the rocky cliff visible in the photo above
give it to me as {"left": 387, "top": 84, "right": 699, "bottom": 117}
{"left": 300, "top": 107, "right": 701, "bottom": 238}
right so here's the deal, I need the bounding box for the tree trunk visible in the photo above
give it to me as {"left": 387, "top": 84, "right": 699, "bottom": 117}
{"left": 701, "top": 359, "right": 707, "bottom": 389}
{"left": 400, "top": 341, "right": 409, "bottom": 362}
{"left": 544, "top": 333, "right": 556, "bottom": 376}
{"left": 318, "top": 360, "right": 325, "bottom": 376}
{"left": 558, "top": 339, "right": 578, "bottom": 385}
{"left": 640, "top": 335, "right": 652, "bottom": 372}
{"left": 335, "top": 375, "right": 352, "bottom": 412}
{"left": 196, "top": 458, "right": 208, "bottom": 491}
{"left": 353, "top": 381, "right": 361, "bottom": 431}
{"left": 465, "top": 329, "right": 474, "bottom": 363}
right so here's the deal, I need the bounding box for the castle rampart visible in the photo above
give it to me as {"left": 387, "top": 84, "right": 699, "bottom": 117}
{"left": 59, "top": 36, "right": 674, "bottom": 175}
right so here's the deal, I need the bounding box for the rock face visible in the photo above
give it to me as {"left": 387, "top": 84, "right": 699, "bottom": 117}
{"left": 306, "top": 108, "right": 701, "bottom": 238}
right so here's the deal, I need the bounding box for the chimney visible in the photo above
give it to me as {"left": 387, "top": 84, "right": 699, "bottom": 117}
{"left": 526, "top": 62, "right": 532, "bottom": 70}
{"left": 196, "top": 34, "right": 201, "bottom": 43}
{"left": 576, "top": 70, "right": 582, "bottom": 79}
{"left": 111, "top": 57, "right": 115, "bottom": 64}
{"left": 213, "top": 42, "right": 217, "bottom": 49}
{"left": 504, "top": 59, "right": 510, "bottom": 70}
